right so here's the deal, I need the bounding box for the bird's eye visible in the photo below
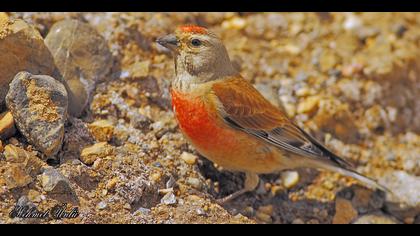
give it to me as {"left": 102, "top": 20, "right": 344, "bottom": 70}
{"left": 191, "top": 38, "right": 202, "bottom": 47}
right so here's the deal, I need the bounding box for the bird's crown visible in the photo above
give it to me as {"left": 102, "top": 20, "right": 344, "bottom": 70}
{"left": 178, "top": 25, "right": 208, "bottom": 35}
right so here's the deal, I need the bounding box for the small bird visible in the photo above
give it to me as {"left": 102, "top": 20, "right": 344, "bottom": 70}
{"left": 157, "top": 25, "right": 388, "bottom": 203}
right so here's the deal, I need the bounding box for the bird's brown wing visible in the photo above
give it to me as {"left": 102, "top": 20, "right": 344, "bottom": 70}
{"left": 212, "top": 76, "right": 352, "bottom": 168}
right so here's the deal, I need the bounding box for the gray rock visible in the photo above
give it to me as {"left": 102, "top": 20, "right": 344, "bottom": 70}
{"left": 377, "top": 171, "right": 420, "bottom": 221}
{"left": 40, "top": 168, "right": 78, "bottom": 205}
{"left": 380, "top": 171, "right": 420, "bottom": 208}
{"left": 0, "top": 19, "right": 58, "bottom": 107}
{"left": 6, "top": 72, "right": 68, "bottom": 158}
{"left": 16, "top": 196, "right": 36, "bottom": 208}
{"left": 44, "top": 19, "right": 112, "bottom": 117}
{"left": 336, "top": 186, "right": 385, "bottom": 214}
{"left": 161, "top": 192, "right": 177, "bottom": 205}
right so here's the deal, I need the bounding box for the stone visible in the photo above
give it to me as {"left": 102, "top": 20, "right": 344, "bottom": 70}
{"left": 88, "top": 120, "right": 114, "bottom": 142}
{"left": 45, "top": 19, "right": 113, "bottom": 117}
{"left": 161, "top": 192, "right": 177, "bottom": 205}
{"left": 180, "top": 152, "right": 198, "bottom": 165}
{"left": 27, "top": 189, "right": 42, "bottom": 203}
{"left": 258, "top": 205, "right": 274, "bottom": 216}
{"left": 333, "top": 197, "right": 358, "bottom": 224}
{"left": 3, "top": 144, "right": 45, "bottom": 176}
{"left": 24, "top": 152, "right": 47, "bottom": 177}
{"left": 150, "top": 172, "right": 162, "bottom": 182}
{"left": 4, "top": 144, "right": 32, "bottom": 163}
{"left": 256, "top": 212, "right": 272, "bottom": 224}
{"left": 40, "top": 168, "right": 78, "bottom": 204}
{"left": 0, "top": 112, "right": 16, "bottom": 140}
{"left": 380, "top": 171, "right": 420, "bottom": 208}
{"left": 352, "top": 187, "right": 385, "bottom": 214}
{"left": 186, "top": 177, "right": 202, "bottom": 189}
{"left": 16, "top": 195, "right": 36, "bottom": 208}
{"left": 353, "top": 214, "right": 399, "bottom": 224}
{"left": 4, "top": 163, "right": 33, "bottom": 189}
{"left": 6, "top": 72, "right": 68, "bottom": 158}
{"left": 281, "top": 171, "right": 300, "bottom": 189}
{"left": 379, "top": 171, "right": 420, "bottom": 220}
{"left": 343, "top": 14, "right": 362, "bottom": 31}
{"left": 80, "top": 142, "right": 114, "bottom": 165}
{"left": 0, "top": 19, "right": 58, "bottom": 107}
{"left": 106, "top": 177, "right": 118, "bottom": 191}
{"left": 97, "top": 201, "right": 108, "bottom": 210}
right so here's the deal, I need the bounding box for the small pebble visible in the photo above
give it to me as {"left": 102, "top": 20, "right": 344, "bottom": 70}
{"left": 161, "top": 192, "right": 177, "bottom": 205}
{"left": 242, "top": 206, "right": 255, "bottom": 217}
{"left": 135, "top": 207, "right": 151, "bottom": 215}
{"left": 97, "top": 201, "right": 108, "bottom": 210}
{"left": 196, "top": 208, "right": 207, "bottom": 216}
{"left": 88, "top": 120, "right": 114, "bottom": 142}
{"left": 27, "top": 190, "right": 42, "bottom": 203}
{"left": 123, "top": 203, "right": 132, "bottom": 210}
{"left": 106, "top": 177, "right": 118, "bottom": 190}
{"left": 256, "top": 212, "right": 272, "bottom": 224}
{"left": 150, "top": 172, "right": 162, "bottom": 182}
{"left": 186, "top": 177, "right": 202, "bottom": 189}
{"left": 333, "top": 197, "right": 358, "bottom": 224}
{"left": 80, "top": 142, "right": 114, "bottom": 165}
{"left": 258, "top": 205, "right": 274, "bottom": 215}
{"left": 180, "top": 152, "right": 198, "bottom": 165}
{"left": 281, "top": 171, "right": 300, "bottom": 189}
{"left": 158, "top": 188, "right": 174, "bottom": 195}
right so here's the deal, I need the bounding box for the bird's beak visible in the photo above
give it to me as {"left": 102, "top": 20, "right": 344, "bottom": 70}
{"left": 156, "top": 34, "right": 179, "bottom": 51}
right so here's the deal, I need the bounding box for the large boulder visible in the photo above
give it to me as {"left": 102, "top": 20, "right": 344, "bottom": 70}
{"left": 0, "top": 19, "right": 57, "bottom": 108}
{"left": 45, "top": 19, "right": 112, "bottom": 117}
{"left": 6, "top": 72, "right": 68, "bottom": 157}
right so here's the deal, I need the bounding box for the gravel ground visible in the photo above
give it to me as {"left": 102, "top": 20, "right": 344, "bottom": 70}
{"left": 0, "top": 12, "right": 419, "bottom": 224}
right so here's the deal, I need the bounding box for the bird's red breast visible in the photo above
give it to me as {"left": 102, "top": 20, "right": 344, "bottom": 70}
{"left": 170, "top": 88, "right": 238, "bottom": 153}
{"left": 170, "top": 86, "right": 284, "bottom": 173}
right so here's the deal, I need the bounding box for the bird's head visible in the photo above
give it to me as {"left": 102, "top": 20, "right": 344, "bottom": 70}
{"left": 157, "top": 25, "right": 237, "bottom": 85}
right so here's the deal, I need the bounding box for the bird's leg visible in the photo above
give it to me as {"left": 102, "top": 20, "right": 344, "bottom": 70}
{"left": 216, "top": 172, "right": 259, "bottom": 205}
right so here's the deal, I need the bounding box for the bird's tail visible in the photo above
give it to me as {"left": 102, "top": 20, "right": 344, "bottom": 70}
{"left": 309, "top": 160, "right": 391, "bottom": 194}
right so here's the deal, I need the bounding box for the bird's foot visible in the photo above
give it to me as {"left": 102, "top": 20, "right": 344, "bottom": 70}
{"left": 215, "top": 172, "right": 260, "bottom": 205}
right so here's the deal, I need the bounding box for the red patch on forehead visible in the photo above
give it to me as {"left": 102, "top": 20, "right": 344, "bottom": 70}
{"left": 179, "top": 25, "right": 208, "bottom": 34}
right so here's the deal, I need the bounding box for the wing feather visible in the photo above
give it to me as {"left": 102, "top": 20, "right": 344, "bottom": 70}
{"left": 212, "top": 76, "right": 353, "bottom": 168}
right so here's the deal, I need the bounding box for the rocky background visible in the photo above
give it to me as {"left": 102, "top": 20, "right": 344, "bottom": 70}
{"left": 0, "top": 12, "right": 419, "bottom": 224}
